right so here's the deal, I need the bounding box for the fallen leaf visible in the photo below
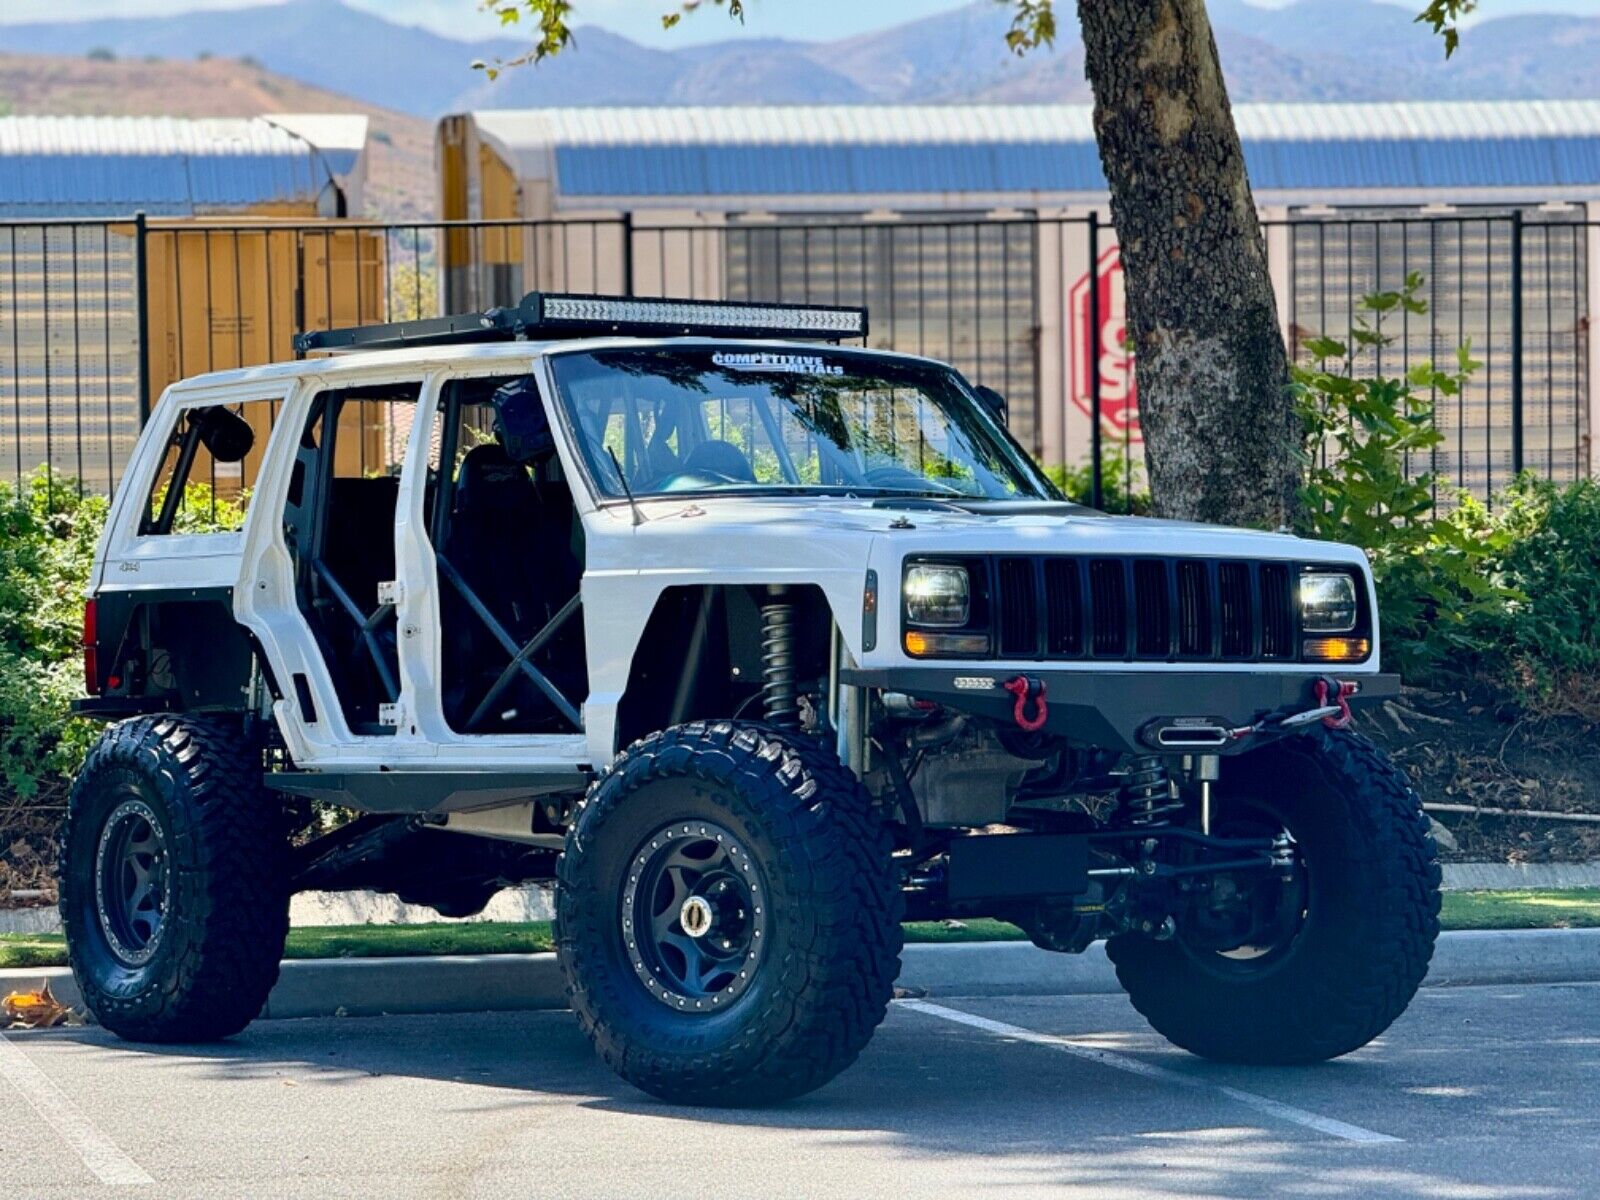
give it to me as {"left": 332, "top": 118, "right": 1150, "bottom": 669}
{"left": 3, "top": 983, "right": 72, "bottom": 1030}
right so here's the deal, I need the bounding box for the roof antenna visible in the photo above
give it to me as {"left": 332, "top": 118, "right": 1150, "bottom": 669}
{"left": 607, "top": 446, "right": 645, "bottom": 527}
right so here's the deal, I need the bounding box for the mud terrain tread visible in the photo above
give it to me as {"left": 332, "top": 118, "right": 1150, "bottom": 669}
{"left": 60, "top": 715, "right": 289, "bottom": 1042}
{"left": 1107, "top": 727, "right": 1441, "bottom": 1064}
{"left": 556, "top": 721, "right": 902, "bottom": 1105}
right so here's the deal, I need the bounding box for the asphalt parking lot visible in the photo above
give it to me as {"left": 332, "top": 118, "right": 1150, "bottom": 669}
{"left": 3, "top": 981, "right": 1597, "bottom": 1199}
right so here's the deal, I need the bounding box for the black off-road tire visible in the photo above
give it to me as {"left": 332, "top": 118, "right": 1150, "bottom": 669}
{"left": 556, "top": 720, "right": 902, "bottom": 1106}
{"left": 1107, "top": 727, "right": 1441, "bottom": 1064}
{"left": 59, "top": 715, "right": 290, "bottom": 1042}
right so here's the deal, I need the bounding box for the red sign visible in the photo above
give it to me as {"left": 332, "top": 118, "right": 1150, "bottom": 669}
{"left": 1070, "top": 246, "right": 1139, "bottom": 439}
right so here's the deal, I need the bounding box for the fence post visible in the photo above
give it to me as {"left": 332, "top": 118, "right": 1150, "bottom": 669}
{"left": 134, "top": 211, "right": 151, "bottom": 427}
{"left": 621, "top": 212, "right": 635, "bottom": 297}
{"left": 1509, "top": 209, "right": 1525, "bottom": 478}
{"left": 1087, "top": 213, "right": 1103, "bottom": 509}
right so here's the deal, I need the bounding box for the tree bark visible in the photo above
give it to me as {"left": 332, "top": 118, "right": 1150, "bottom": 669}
{"left": 1077, "top": 0, "right": 1297, "bottom": 527}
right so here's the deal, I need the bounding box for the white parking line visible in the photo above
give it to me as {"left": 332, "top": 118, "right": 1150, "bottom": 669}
{"left": 0, "top": 1032, "right": 155, "bottom": 1186}
{"left": 898, "top": 999, "right": 1401, "bottom": 1146}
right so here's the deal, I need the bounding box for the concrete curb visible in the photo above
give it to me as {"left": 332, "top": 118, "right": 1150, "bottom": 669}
{"left": 5, "top": 929, "right": 1599, "bottom": 1023}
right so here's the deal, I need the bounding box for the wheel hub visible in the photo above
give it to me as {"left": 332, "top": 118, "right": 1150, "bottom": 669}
{"left": 679, "top": 895, "right": 714, "bottom": 939}
{"left": 94, "top": 797, "right": 169, "bottom": 967}
{"left": 622, "top": 820, "right": 768, "bottom": 1011}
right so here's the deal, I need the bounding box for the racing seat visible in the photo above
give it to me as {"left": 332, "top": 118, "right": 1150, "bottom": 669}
{"left": 438, "top": 443, "right": 585, "bottom": 733}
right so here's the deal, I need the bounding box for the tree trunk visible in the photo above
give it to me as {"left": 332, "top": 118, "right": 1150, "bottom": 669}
{"left": 1077, "top": 0, "right": 1297, "bottom": 527}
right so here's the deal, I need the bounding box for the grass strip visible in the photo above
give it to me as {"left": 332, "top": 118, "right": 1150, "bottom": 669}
{"left": 4, "top": 889, "right": 1598, "bottom": 971}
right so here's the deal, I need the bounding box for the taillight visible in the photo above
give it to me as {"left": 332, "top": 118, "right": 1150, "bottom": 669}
{"left": 82, "top": 598, "right": 100, "bottom": 696}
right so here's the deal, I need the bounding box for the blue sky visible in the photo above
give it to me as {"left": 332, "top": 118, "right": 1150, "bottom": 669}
{"left": 1, "top": 0, "right": 1596, "bottom": 45}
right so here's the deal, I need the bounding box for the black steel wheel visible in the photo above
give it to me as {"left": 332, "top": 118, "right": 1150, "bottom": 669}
{"left": 60, "top": 715, "right": 289, "bottom": 1042}
{"left": 557, "top": 721, "right": 902, "bottom": 1106}
{"left": 1108, "top": 728, "right": 1441, "bottom": 1064}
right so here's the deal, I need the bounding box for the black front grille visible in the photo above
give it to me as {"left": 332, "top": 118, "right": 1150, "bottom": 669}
{"left": 1176, "top": 561, "right": 1211, "bottom": 656}
{"left": 1260, "top": 562, "right": 1295, "bottom": 659}
{"left": 1218, "top": 561, "right": 1253, "bottom": 657}
{"left": 997, "top": 557, "right": 1038, "bottom": 657}
{"left": 1088, "top": 560, "right": 1127, "bottom": 656}
{"left": 1043, "top": 559, "right": 1083, "bottom": 656}
{"left": 988, "top": 555, "right": 1307, "bottom": 663}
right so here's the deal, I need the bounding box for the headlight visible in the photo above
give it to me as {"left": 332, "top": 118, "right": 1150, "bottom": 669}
{"left": 1300, "top": 571, "right": 1359, "bottom": 634}
{"left": 904, "top": 564, "right": 970, "bottom": 627}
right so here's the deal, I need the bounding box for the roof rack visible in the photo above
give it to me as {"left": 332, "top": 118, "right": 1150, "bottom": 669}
{"left": 294, "top": 292, "right": 869, "bottom": 356}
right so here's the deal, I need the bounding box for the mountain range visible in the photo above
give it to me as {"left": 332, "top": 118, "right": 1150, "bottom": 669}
{"left": 2, "top": 0, "right": 1597, "bottom": 116}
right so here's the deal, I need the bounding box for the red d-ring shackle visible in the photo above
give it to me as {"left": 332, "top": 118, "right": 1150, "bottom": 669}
{"left": 1003, "top": 675, "right": 1049, "bottom": 733}
{"left": 1315, "top": 678, "right": 1355, "bottom": 730}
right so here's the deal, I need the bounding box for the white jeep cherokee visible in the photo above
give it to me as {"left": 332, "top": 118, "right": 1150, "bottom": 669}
{"left": 64, "top": 294, "right": 1439, "bottom": 1105}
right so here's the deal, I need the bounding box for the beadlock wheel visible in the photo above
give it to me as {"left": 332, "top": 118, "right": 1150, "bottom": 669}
{"left": 623, "top": 820, "right": 769, "bottom": 1012}
{"left": 60, "top": 715, "right": 290, "bottom": 1043}
{"left": 557, "top": 720, "right": 903, "bottom": 1106}
{"left": 94, "top": 798, "right": 170, "bottom": 967}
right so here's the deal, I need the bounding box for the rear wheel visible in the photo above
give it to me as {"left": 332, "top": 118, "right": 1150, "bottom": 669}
{"left": 556, "top": 720, "right": 902, "bottom": 1105}
{"left": 1108, "top": 728, "right": 1441, "bottom": 1064}
{"left": 60, "top": 715, "right": 289, "bottom": 1042}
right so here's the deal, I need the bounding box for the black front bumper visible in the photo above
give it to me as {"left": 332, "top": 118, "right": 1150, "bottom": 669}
{"left": 840, "top": 666, "right": 1400, "bottom": 754}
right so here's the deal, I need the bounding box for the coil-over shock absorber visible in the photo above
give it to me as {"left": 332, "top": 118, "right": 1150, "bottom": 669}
{"left": 1120, "top": 755, "right": 1183, "bottom": 828}
{"left": 760, "top": 585, "right": 800, "bottom": 730}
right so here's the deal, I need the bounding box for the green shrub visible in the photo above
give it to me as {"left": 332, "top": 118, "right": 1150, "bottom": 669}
{"left": 0, "top": 471, "right": 242, "bottom": 806}
{"left": 1456, "top": 477, "right": 1600, "bottom": 706}
{"left": 0, "top": 473, "right": 106, "bottom": 801}
{"left": 1045, "top": 447, "right": 1152, "bottom": 515}
{"left": 1294, "top": 275, "right": 1514, "bottom": 680}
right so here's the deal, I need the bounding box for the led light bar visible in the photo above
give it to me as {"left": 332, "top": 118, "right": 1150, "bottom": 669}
{"left": 524, "top": 293, "right": 867, "bottom": 340}
{"left": 295, "top": 292, "right": 868, "bottom": 355}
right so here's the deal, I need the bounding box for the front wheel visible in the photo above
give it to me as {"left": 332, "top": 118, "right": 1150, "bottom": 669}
{"left": 1108, "top": 728, "right": 1441, "bottom": 1064}
{"left": 556, "top": 721, "right": 902, "bottom": 1105}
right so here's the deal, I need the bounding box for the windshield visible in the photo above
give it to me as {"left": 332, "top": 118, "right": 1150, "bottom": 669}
{"left": 550, "top": 347, "right": 1053, "bottom": 502}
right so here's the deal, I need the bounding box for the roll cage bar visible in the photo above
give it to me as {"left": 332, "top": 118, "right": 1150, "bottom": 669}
{"left": 430, "top": 386, "right": 583, "bottom": 733}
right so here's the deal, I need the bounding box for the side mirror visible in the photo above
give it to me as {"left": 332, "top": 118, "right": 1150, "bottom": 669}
{"left": 973, "top": 385, "right": 1008, "bottom": 423}
{"left": 190, "top": 406, "right": 255, "bottom": 464}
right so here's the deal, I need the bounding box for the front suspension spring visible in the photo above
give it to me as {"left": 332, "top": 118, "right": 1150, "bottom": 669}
{"left": 760, "top": 587, "right": 800, "bottom": 730}
{"left": 1120, "top": 755, "right": 1183, "bottom": 828}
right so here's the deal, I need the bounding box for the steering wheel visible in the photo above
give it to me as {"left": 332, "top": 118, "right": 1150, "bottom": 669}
{"left": 862, "top": 465, "right": 962, "bottom": 494}
{"left": 654, "top": 469, "right": 745, "bottom": 492}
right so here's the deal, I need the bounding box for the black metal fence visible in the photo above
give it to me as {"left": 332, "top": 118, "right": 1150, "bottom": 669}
{"left": 0, "top": 210, "right": 1588, "bottom": 511}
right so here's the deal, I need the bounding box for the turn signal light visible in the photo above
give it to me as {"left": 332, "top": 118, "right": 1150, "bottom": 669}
{"left": 904, "top": 630, "right": 991, "bottom": 657}
{"left": 1303, "top": 636, "right": 1370, "bottom": 662}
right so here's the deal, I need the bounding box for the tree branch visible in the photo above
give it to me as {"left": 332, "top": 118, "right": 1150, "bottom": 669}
{"left": 1415, "top": 0, "right": 1478, "bottom": 58}
{"left": 477, "top": 0, "right": 1056, "bottom": 72}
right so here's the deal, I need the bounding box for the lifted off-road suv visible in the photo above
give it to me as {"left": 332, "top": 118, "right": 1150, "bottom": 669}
{"left": 65, "top": 293, "right": 1439, "bottom": 1104}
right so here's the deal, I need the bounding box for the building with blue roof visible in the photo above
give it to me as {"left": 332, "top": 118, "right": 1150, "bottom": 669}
{"left": 0, "top": 114, "right": 371, "bottom": 491}
{"left": 436, "top": 103, "right": 1596, "bottom": 488}
{"left": 0, "top": 114, "right": 369, "bottom": 218}
{"left": 441, "top": 102, "right": 1600, "bottom": 215}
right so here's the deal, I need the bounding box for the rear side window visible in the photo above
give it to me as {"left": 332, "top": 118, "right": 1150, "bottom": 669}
{"left": 140, "top": 397, "right": 283, "bottom": 535}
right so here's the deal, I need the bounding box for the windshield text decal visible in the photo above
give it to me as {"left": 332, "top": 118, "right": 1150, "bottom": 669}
{"left": 712, "top": 351, "right": 844, "bottom": 376}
